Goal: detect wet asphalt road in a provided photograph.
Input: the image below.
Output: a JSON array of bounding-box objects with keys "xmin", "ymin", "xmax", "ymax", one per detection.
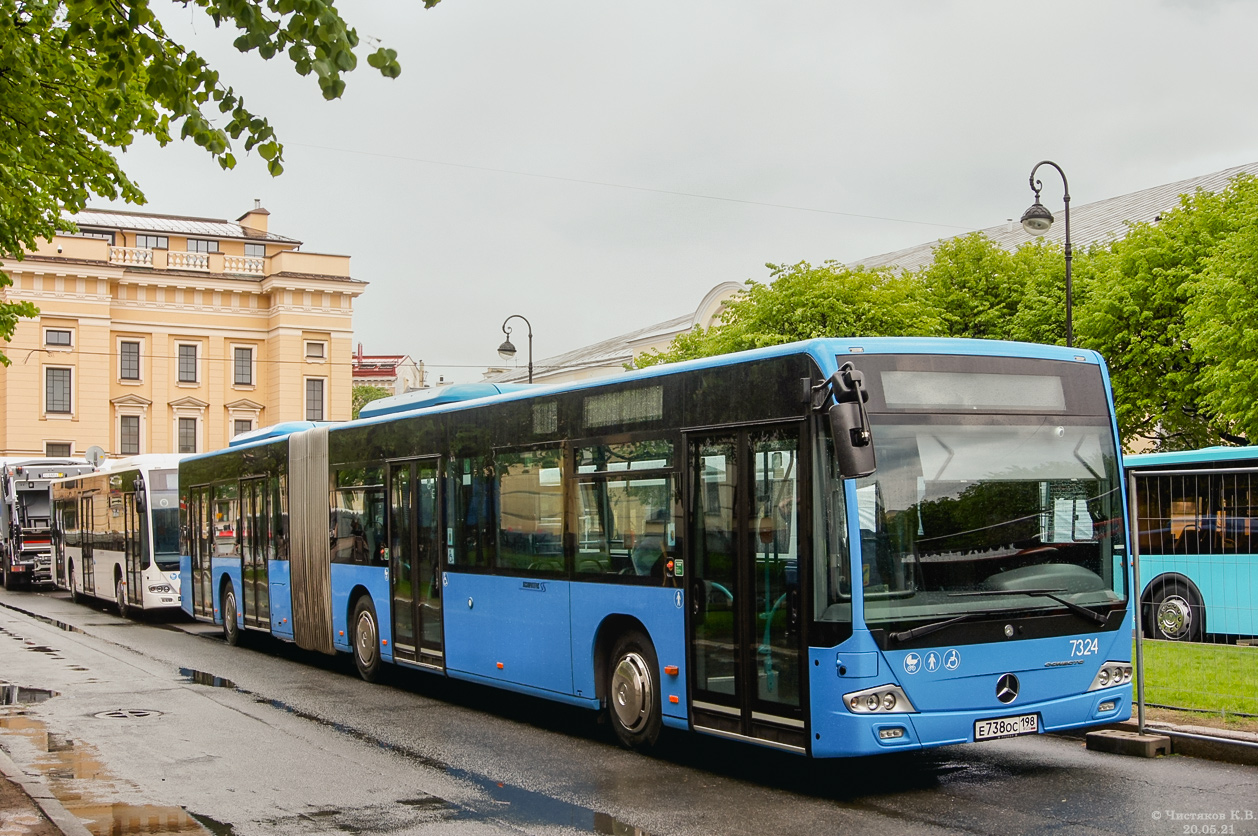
[{"xmin": 1, "ymin": 587, "xmax": 1256, "ymax": 836}]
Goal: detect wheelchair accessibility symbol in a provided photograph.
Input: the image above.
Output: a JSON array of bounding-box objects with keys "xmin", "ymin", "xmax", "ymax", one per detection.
[{"xmin": 943, "ymin": 648, "xmax": 961, "ymax": 671}]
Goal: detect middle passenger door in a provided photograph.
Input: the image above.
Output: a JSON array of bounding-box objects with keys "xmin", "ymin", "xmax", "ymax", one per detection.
[{"xmin": 388, "ymin": 458, "xmax": 444, "ymax": 667}]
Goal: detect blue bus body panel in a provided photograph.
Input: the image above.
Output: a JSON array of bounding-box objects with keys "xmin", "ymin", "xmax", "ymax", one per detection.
[
  {"xmin": 444, "ymin": 572, "xmax": 573, "ymax": 695},
  {"xmin": 1140, "ymin": 554, "xmax": 1256, "ymax": 635},
  {"xmin": 330, "ymin": 564, "xmax": 392, "ymax": 658},
  {"xmin": 1125, "ymin": 446, "xmax": 1258, "ymax": 468},
  {"xmin": 210, "ymin": 557, "xmax": 242, "ymax": 628},
  {"xmin": 808, "ymin": 620, "xmax": 1133, "ymax": 757},
  {"xmin": 179, "ymin": 554, "xmax": 193, "ymax": 616},
  {"xmin": 269, "ymin": 560, "xmax": 294, "ymax": 640},
  {"xmin": 569, "ymin": 583, "xmax": 688, "ymax": 721}
]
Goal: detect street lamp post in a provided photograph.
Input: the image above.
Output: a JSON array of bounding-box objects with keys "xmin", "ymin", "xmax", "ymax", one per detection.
[
  {"xmin": 1021, "ymin": 160, "xmax": 1073, "ymax": 347},
  {"xmin": 497, "ymin": 314, "xmax": 533, "ymax": 383}
]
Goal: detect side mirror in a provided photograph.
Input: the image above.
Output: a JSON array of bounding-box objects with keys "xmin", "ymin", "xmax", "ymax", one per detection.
[
  {"xmin": 824, "ymin": 364, "xmax": 876, "ymax": 479},
  {"xmin": 134, "ymin": 475, "xmax": 147, "ymax": 512}
]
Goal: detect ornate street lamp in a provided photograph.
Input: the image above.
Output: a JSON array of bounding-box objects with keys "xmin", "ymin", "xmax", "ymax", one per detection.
[
  {"xmin": 497, "ymin": 314, "xmax": 533, "ymax": 383},
  {"xmin": 1021, "ymin": 160, "xmax": 1073, "ymax": 347}
]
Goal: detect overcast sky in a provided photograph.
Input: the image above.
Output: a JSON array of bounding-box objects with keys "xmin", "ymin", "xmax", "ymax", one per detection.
[{"xmin": 97, "ymin": 0, "xmax": 1258, "ymax": 382}]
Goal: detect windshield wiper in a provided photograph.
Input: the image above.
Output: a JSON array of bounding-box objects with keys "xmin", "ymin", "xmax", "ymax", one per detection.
[
  {"xmin": 888, "ymin": 612, "xmax": 988, "ymax": 644},
  {"xmin": 951, "ymin": 588, "xmax": 1110, "ymax": 625}
]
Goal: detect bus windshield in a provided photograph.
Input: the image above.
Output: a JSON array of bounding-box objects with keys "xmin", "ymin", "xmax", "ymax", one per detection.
[{"xmin": 853, "ymin": 418, "xmax": 1126, "ymax": 630}]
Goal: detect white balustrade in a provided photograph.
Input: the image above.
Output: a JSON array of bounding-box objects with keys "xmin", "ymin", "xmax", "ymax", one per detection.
[
  {"xmin": 109, "ymin": 246, "xmax": 154, "ymax": 266},
  {"xmin": 224, "ymin": 255, "xmax": 265, "ymax": 275},
  {"xmin": 167, "ymin": 251, "xmax": 210, "ymax": 271}
]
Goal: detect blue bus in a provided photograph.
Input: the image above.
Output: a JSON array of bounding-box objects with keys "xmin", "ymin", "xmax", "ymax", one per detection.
[
  {"xmin": 1125, "ymin": 446, "xmax": 1258, "ymax": 642},
  {"xmin": 179, "ymin": 338, "xmax": 1133, "ymax": 757}
]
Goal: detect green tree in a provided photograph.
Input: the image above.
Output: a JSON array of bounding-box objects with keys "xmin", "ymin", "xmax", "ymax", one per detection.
[
  {"xmin": 352, "ymin": 384, "xmax": 392, "ymax": 419},
  {"xmin": 0, "ymin": 0, "xmax": 432, "ymax": 364},
  {"xmin": 1078, "ymin": 177, "xmax": 1253, "ymax": 450},
  {"xmin": 634, "ymin": 261, "xmax": 943, "ymax": 367},
  {"xmin": 914, "ymin": 232, "xmax": 1027, "ymax": 340},
  {"xmin": 1185, "ymin": 176, "xmax": 1258, "ymax": 443}
]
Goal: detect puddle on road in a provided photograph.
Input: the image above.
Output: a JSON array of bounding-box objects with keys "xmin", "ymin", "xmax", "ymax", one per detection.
[
  {"xmin": 0, "ymin": 703, "xmax": 211, "ymax": 835},
  {"xmin": 0, "ymin": 683, "xmax": 58, "ymax": 705},
  {"xmin": 179, "ymin": 668, "xmax": 236, "ymax": 689}
]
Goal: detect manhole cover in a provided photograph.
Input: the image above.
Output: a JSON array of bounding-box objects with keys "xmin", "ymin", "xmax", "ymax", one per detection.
[{"xmin": 93, "ymin": 709, "xmax": 161, "ymax": 720}]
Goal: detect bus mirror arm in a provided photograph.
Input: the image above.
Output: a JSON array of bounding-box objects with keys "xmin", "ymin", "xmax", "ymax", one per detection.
[{"xmin": 814, "ymin": 363, "xmax": 876, "ymax": 479}]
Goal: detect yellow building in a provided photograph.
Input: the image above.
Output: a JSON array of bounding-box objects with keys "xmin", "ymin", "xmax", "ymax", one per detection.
[{"xmin": 0, "ymin": 204, "xmax": 365, "ymax": 458}]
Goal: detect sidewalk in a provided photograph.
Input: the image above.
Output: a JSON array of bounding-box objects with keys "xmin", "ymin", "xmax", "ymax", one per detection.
[{"xmin": 0, "ymin": 745, "xmax": 92, "ymax": 836}]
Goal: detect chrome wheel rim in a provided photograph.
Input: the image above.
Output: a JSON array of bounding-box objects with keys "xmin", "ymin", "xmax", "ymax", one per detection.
[
  {"xmin": 224, "ymin": 590, "xmax": 237, "ymax": 638},
  {"xmin": 356, "ymin": 610, "xmax": 377, "ymax": 667},
  {"xmin": 611, "ymin": 651, "xmax": 652, "ymax": 733},
  {"xmin": 1156, "ymin": 595, "xmax": 1192, "ymax": 639}
]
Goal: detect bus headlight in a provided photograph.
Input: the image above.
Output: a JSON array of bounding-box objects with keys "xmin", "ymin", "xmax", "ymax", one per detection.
[
  {"xmin": 148, "ymin": 583, "xmax": 174, "ymax": 594},
  {"xmin": 844, "ymin": 684, "xmax": 916, "ymax": 714},
  {"xmin": 1088, "ymin": 661, "xmax": 1133, "ymax": 691}
]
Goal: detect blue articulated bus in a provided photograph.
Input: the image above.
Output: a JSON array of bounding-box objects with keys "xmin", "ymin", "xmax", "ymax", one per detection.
[
  {"xmin": 1125, "ymin": 446, "xmax": 1258, "ymax": 643},
  {"xmin": 179, "ymin": 337, "xmax": 1133, "ymax": 757}
]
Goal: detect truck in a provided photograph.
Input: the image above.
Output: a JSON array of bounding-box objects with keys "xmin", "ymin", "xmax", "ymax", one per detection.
[{"xmin": 1, "ymin": 458, "xmax": 96, "ymax": 590}]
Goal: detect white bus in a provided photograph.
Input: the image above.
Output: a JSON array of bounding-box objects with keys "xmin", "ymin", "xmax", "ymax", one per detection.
[{"xmin": 52, "ymin": 455, "xmax": 184, "ymax": 617}]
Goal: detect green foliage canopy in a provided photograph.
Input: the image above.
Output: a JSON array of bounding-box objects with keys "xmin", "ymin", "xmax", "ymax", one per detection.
[{"xmin": 0, "ymin": 0, "xmax": 436, "ymax": 364}]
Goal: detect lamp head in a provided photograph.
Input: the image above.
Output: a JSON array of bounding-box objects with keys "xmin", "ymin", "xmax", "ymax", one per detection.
[
  {"xmin": 497, "ymin": 338, "xmax": 517, "ymax": 361},
  {"xmin": 1021, "ymin": 199, "xmax": 1054, "ymax": 236}
]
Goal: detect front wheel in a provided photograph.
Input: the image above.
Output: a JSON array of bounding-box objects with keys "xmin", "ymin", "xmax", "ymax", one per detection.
[
  {"xmin": 1147, "ymin": 580, "xmax": 1205, "ymax": 642},
  {"xmin": 607, "ymin": 631, "xmax": 662, "ymax": 751},
  {"xmin": 222, "ymin": 582, "xmax": 241, "ymax": 646},
  {"xmin": 353, "ymin": 596, "xmax": 382, "ymax": 682},
  {"xmin": 115, "ymin": 576, "xmax": 130, "ymax": 619}
]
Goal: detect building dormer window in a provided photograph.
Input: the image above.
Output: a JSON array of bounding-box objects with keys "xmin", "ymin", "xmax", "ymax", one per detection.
[{"xmin": 244, "ymin": 242, "xmax": 266, "ymax": 258}]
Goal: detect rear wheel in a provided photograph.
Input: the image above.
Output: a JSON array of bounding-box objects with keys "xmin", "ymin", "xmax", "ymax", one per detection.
[
  {"xmin": 115, "ymin": 576, "xmax": 130, "ymax": 619},
  {"xmin": 1, "ymin": 564, "xmax": 12, "ymax": 591},
  {"xmin": 222, "ymin": 581, "xmax": 240, "ymax": 646},
  {"xmin": 607, "ymin": 631, "xmax": 662, "ymax": 751},
  {"xmin": 1147, "ymin": 580, "xmax": 1205, "ymax": 642},
  {"xmin": 353, "ymin": 596, "xmax": 382, "ymax": 682}
]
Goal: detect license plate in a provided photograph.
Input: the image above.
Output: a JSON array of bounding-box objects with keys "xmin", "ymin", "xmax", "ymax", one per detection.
[{"xmin": 974, "ymin": 713, "xmax": 1039, "ymax": 741}]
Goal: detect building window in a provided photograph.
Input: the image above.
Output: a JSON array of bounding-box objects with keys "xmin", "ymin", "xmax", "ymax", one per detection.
[
  {"xmin": 233, "ymin": 346, "xmax": 254, "ymax": 386},
  {"xmin": 233, "ymin": 419, "xmax": 253, "ymax": 437},
  {"xmin": 244, "ymin": 242, "xmax": 266, "ymax": 258},
  {"xmin": 178, "ymin": 344, "xmax": 198, "ymax": 383},
  {"xmin": 45, "ymin": 329, "xmax": 72, "ymax": 347},
  {"xmin": 46, "ymin": 368, "xmax": 72, "ymax": 414},
  {"xmin": 306, "ymin": 378, "xmax": 325, "ymax": 421},
  {"xmin": 187, "ymin": 239, "xmax": 219, "ymax": 253},
  {"xmin": 305, "ymin": 341, "xmax": 326, "ymax": 360},
  {"xmin": 45, "ymin": 442, "xmax": 72, "ymax": 457},
  {"xmin": 178, "ymin": 417, "xmax": 197, "ymax": 454},
  {"xmin": 120, "ymin": 415, "xmax": 140, "ymax": 455},
  {"xmin": 136, "ymin": 234, "xmax": 168, "ymax": 249},
  {"xmin": 120, "ymin": 341, "xmax": 141, "ymax": 380}
]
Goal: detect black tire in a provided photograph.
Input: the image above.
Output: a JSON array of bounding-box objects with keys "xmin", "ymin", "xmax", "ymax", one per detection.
[
  {"xmin": 1147, "ymin": 580, "xmax": 1205, "ymax": 642},
  {"xmin": 115, "ymin": 575, "xmax": 130, "ymax": 619},
  {"xmin": 222, "ymin": 581, "xmax": 241, "ymax": 646},
  {"xmin": 1, "ymin": 565, "xmax": 11, "ymax": 592},
  {"xmin": 352, "ymin": 596, "xmax": 382, "ymax": 682},
  {"xmin": 607, "ymin": 631, "xmax": 662, "ymax": 751}
]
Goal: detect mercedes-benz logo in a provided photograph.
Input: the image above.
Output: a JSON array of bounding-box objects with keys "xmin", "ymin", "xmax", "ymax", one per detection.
[{"xmin": 996, "ymin": 673, "xmax": 1020, "ymax": 704}]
